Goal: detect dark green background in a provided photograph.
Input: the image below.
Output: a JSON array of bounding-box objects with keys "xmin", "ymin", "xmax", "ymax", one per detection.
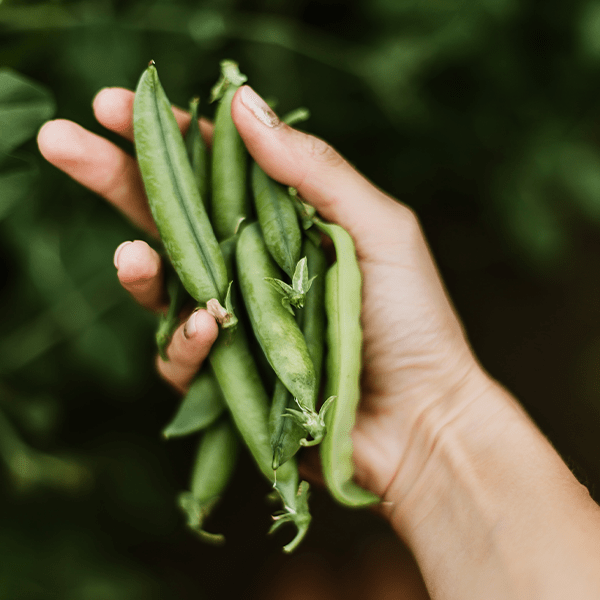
[{"xmin": 2, "ymin": 0, "xmax": 600, "ymax": 598}]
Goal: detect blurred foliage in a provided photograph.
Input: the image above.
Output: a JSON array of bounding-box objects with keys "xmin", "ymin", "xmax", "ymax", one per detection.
[{"xmin": 2, "ymin": 0, "xmax": 600, "ymax": 597}]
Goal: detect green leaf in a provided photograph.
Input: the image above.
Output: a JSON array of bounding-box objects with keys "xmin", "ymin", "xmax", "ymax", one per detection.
[
  {"xmin": 162, "ymin": 369, "xmax": 226, "ymax": 438},
  {"xmin": 0, "ymin": 68, "xmax": 55, "ymax": 156}
]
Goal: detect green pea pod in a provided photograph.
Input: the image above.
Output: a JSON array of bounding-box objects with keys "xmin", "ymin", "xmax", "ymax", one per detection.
[
  {"xmin": 296, "ymin": 237, "xmax": 327, "ymax": 385},
  {"xmin": 315, "ymin": 220, "xmax": 379, "ymax": 507},
  {"xmin": 270, "ymin": 238, "xmax": 328, "ymax": 469},
  {"xmin": 133, "ymin": 63, "xmax": 228, "ymax": 306},
  {"xmin": 162, "ymin": 367, "xmax": 226, "ymax": 438},
  {"xmin": 185, "ymin": 97, "xmax": 209, "ymax": 210},
  {"xmin": 237, "ymin": 223, "xmax": 330, "ymax": 445},
  {"xmin": 178, "ymin": 417, "xmax": 239, "ymax": 545},
  {"xmin": 209, "ymin": 323, "xmax": 311, "ymax": 552},
  {"xmin": 210, "ymin": 60, "xmax": 249, "ymax": 241},
  {"xmin": 251, "ymin": 162, "xmax": 302, "ymax": 278},
  {"xmin": 212, "ymin": 233, "xmax": 311, "ymax": 551}
]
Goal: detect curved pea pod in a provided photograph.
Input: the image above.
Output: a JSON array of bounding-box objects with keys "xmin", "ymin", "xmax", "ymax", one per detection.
[
  {"xmin": 185, "ymin": 97, "xmax": 209, "ymax": 210},
  {"xmin": 211, "ymin": 234, "xmax": 311, "ymax": 551},
  {"xmin": 208, "ymin": 325, "xmax": 311, "ymax": 552},
  {"xmin": 162, "ymin": 367, "xmax": 226, "ymax": 439},
  {"xmin": 251, "ymin": 162, "xmax": 302, "ymax": 278},
  {"xmin": 270, "ymin": 238, "xmax": 328, "ymax": 469},
  {"xmin": 210, "ymin": 60, "xmax": 249, "ymax": 241},
  {"xmin": 237, "ymin": 223, "xmax": 331, "ymax": 446},
  {"xmin": 133, "ymin": 63, "xmax": 229, "ymax": 309},
  {"xmin": 178, "ymin": 417, "xmax": 238, "ymax": 545},
  {"xmin": 315, "ymin": 220, "xmax": 379, "ymax": 508}
]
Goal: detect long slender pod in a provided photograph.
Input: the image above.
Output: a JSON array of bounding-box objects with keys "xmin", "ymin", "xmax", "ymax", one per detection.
[
  {"xmin": 210, "ymin": 233, "xmax": 311, "ymax": 550},
  {"xmin": 251, "ymin": 162, "xmax": 302, "ymax": 278},
  {"xmin": 315, "ymin": 220, "xmax": 379, "ymax": 507},
  {"xmin": 270, "ymin": 237, "xmax": 328, "ymax": 469},
  {"xmin": 210, "ymin": 61, "xmax": 249, "ymax": 241},
  {"xmin": 185, "ymin": 97, "xmax": 209, "ymax": 210},
  {"xmin": 296, "ymin": 237, "xmax": 327, "ymax": 385},
  {"xmin": 133, "ymin": 63, "xmax": 228, "ymax": 306},
  {"xmin": 237, "ymin": 223, "xmax": 331, "ymax": 445},
  {"xmin": 178, "ymin": 418, "xmax": 239, "ymax": 544}
]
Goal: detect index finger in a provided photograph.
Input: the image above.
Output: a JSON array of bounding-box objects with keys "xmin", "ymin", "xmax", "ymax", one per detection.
[{"xmin": 92, "ymin": 87, "xmax": 214, "ymax": 146}]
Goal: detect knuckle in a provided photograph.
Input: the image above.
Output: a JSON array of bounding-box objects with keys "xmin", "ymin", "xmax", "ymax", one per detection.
[
  {"xmin": 304, "ymin": 135, "xmax": 344, "ymax": 168},
  {"xmin": 393, "ymin": 201, "xmax": 421, "ymax": 240}
]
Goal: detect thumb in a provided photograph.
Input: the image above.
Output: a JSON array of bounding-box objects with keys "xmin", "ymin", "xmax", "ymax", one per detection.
[{"xmin": 231, "ymin": 85, "xmax": 408, "ymax": 245}]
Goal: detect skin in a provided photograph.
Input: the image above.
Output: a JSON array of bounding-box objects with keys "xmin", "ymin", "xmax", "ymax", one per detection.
[{"xmin": 37, "ymin": 85, "xmax": 600, "ymax": 600}]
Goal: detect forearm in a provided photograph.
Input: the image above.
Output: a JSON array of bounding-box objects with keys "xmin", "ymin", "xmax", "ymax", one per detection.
[{"xmin": 384, "ymin": 371, "xmax": 600, "ymax": 600}]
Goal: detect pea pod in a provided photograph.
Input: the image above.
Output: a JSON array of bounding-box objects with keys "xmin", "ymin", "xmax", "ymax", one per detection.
[
  {"xmin": 237, "ymin": 223, "xmax": 330, "ymax": 445},
  {"xmin": 178, "ymin": 417, "xmax": 239, "ymax": 544},
  {"xmin": 133, "ymin": 63, "xmax": 229, "ymax": 308},
  {"xmin": 251, "ymin": 162, "xmax": 302, "ymax": 278},
  {"xmin": 211, "ymin": 233, "xmax": 311, "ymax": 551},
  {"xmin": 270, "ymin": 238, "xmax": 328, "ymax": 469},
  {"xmin": 210, "ymin": 61, "xmax": 249, "ymax": 241},
  {"xmin": 185, "ymin": 97, "xmax": 209, "ymax": 209},
  {"xmin": 315, "ymin": 220, "xmax": 379, "ymax": 507},
  {"xmin": 162, "ymin": 367, "xmax": 226, "ymax": 439},
  {"xmin": 296, "ymin": 237, "xmax": 327, "ymax": 384}
]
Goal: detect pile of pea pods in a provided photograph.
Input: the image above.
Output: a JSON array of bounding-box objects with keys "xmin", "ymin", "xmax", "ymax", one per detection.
[{"xmin": 133, "ymin": 60, "xmax": 378, "ymax": 553}]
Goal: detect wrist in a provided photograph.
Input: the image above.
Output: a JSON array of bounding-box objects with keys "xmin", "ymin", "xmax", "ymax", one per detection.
[{"xmin": 382, "ymin": 369, "xmax": 600, "ymax": 599}]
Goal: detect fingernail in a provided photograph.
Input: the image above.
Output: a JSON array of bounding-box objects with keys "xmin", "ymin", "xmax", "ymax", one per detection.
[
  {"xmin": 240, "ymin": 86, "xmax": 280, "ymax": 128},
  {"xmin": 113, "ymin": 241, "xmax": 133, "ymax": 269},
  {"xmin": 183, "ymin": 310, "xmax": 199, "ymax": 339}
]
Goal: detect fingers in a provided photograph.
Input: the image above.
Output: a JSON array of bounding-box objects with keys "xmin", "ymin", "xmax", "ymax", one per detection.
[
  {"xmin": 37, "ymin": 119, "xmax": 158, "ymax": 235},
  {"xmin": 37, "ymin": 89, "xmax": 215, "ymax": 237},
  {"xmin": 157, "ymin": 310, "xmax": 219, "ymax": 393},
  {"xmin": 92, "ymin": 87, "xmax": 214, "ymax": 145},
  {"xmin": 113, "ymin": 240, "xmax": 167, "ymax": 312},
  {"xmin": 231, "ymin": 86, "xmax": 414, "ymax": 250},
  {"xmin": 113, "ymin": 239, "xmax": 218, "ymax": 392}
]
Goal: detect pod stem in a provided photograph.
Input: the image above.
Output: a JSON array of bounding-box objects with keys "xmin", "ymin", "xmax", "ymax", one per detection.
[
  {"xmin": 178, "ymin": 493, "xmax": 225, "ymax": 545},
  {"xmin": 264, "ymin": 256, "xmax": 316, "ymax": 315},
  {"xmin": 282, "ymin": 107, "xmax": 310, "ymax": 126},
  {"xmin": 210, "ymin": 60, "xmax": 248, "ymax": 103},
  {"xmin": 284, "ymin": 395, "xmax": 335, "ymax": 446},
  {"xmin": 206, "ymin": 281, "xmax": 238, "ymax": 330},
  {"xmin": 270, "ymin": 480, "xmax": 311, "ymax": 553}
]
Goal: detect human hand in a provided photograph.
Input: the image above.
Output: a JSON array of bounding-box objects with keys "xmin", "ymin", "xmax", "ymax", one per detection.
[{"xmin": 37, "ymin": 84, "xmax": 490, "ymax": 500}]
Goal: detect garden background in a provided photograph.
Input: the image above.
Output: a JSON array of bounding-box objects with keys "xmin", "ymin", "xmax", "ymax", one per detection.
[{"xmin": 2, "ymin": 0, "xmax": 600, "ymax": 597}]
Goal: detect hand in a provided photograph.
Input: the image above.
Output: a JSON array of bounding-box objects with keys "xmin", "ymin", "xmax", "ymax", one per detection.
[
  {"xmin": 39, "ymin": 83, "xmax": 600, "ymax": 600},
  {"xmin": 37, "ymin": 84, "xmax": 490, "ymax": 496}
]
